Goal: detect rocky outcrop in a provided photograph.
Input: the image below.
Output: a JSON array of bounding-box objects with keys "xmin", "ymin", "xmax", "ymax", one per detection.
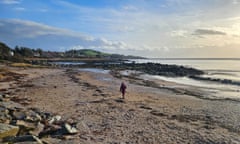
[
  {"xmin": 48, "ymin": 61, "xmax": 204, "ymax": 77},
  {"xmin": 99, "ymin": 63, "xmax": 204, "ymax": 77},
  {"xmin": 0, "ymin": 96, "xmax": 79, "ymax": 143}
]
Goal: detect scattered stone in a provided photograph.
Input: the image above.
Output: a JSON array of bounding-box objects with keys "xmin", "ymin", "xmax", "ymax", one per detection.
[
  {"xmin": 13, "ymin": 111, "xmax": 26, "ymax": 120},
  {"xmin": 62, "ymin": 135, "xmax": 76, "ymax": 140},
  {"xmin": 16, "ymin": 120, "xmax": 36, "ymax": 132},
  {"xmin": 25, "ymin": 110, "xmax": 42, "ymax": 122},
  {"xmin": 79, "ymin": 134, "xmax": 89, "ymax": 141},
  {"xmin": 3, "ymin": 135, "xmax": 43, "ymax": 144},
  {"xmin": 150, "ymin": 110, "xmax": 167, "ymax": 117},
  {"xmin": 0, "ymin": 95, "xmax": 3, "ymax": 101},
  {"xmin": 39, "ymin": 124, "xmax": 62, "ymax": 137},
  {"xmin": 0, "ymin": 101, "xmax": 24, "ymax": 110},
  {"xmin": 48, "ymin": 115, "xmax": 61, "ymax": 124},
  {"xmin": 41, "ymin": 137, "xmax": 62, "ymax": 144},
  {"xmin": 29, "ymin": 107, "xmax": 42, "ymax": 114},
  {"xmin": 3, "ymin": 94, "xmax": 11, "ymax": 98},
  {"xmin": 39, "ymin": 112, "xmax": 52, "ymax": 120},
  {"xmin": 139, "ymin": 105, "xmax": 152, "ymax": 110},
  {"xmin": 0, "ymin": 107, "xmax": 10, "ymax": 123},
  {"xmin": 66, "ymin": 118, "xmax": 76, "ymax": 125},
  {"xmin": 0, "ymin": 123, "xmax": 19, "ymax": 139},
  {"xmin": 29, "ymin": 122, "xmax": 44, "ymax": 136},
  {"xmin": 64, "ymin": 123, "xmax": 78, "ymax": 134},
  {"xmin": 115, "ymin": 99, "xmax": 125, "ymax": 103}
]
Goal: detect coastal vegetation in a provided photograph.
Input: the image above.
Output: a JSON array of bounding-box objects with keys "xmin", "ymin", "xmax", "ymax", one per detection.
[{"xmin": 0, "ymin": 41, "xmax": 143, "ymax": 63}]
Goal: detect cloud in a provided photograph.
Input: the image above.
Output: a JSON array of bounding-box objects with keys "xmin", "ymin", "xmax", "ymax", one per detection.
[
  {"xmin": 38, "ymin": 8, "xmax": 48, "ymax": 12},
  {"xmin": 1, "ymin": 0, "xmax": 20, "ymax": 4},
  {"xmin": 71, "ymin": 38, "xmax": 130, "ymax": 51},
  {"xmin": 232, "ymin": 0, "xmax": 240, "ymax": 4},
  {"xmin": 13, "ymin": 7, "xmax": 25, "ymax": 11},
  {"xmin": 193, "ymin": 29, "xmax": 226, "ymax": 36},
  {"xmin": 122, "ymin": 5, "xmax": 138, "ymax": 11},
  {"xmin": 170, "ymin": 30, "xmax": 188, "ymax": 37},
  {"xmin": 0, "ymin": 19, "xmax": 91, "ymax": 39},
  {"xmin": 0, "ymin": 19, "xmax": 135, "ymax": 52}
]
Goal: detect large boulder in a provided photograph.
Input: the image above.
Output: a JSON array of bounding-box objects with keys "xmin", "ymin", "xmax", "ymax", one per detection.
[{"xmin": 0, "ymin": 123, "xmax": 19, "ymax": 139}]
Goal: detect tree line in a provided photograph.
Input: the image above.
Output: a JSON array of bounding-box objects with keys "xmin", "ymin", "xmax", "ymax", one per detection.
[{"xmin": 0, "ymin": 41, "xmax": 64, "ymax": 62}]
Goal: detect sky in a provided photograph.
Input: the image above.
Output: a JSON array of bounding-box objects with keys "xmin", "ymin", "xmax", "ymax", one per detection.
[{"xmin": 1, "ymin": 0, "xmax": 240, "ymax": 58}]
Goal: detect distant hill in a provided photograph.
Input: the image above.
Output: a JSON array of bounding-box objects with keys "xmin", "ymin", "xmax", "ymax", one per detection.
[
  {"xmin": 64, "ymin": 49, "xmax": 144, "ymax": 59},
  {"xmin": 65, "ymin": 49, "xmax": 109, "ymax": 58},
  {"xmin": 0, "ymin": 41, "xmax": 145, "ymax": 61},
  {"xmin": 108, "ymin": 54, "xmax": 144, "ymax": 59}
]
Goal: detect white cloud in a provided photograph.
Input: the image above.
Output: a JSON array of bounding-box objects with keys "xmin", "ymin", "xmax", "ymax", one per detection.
[
  {"xmin": 0, "ymin": 19, "xmax": 138, "ymax": 53},
  {"xmin": 232, "ymin": 0, "xmax": 240, "ymax": 4},
  {"xmin": 1, "ymin": 0, "xmax": 20, "ymax": 4},
  {"xmin": 170, "ymin": 30, "xmax": 189, "ymax": 37},
  {"xmin": 122, "ymin": 5, "xmax": 138, "ymax": 11},
  {"xmin": 70, "ymin": 45, "xmax": 84, "ymax": 50},
  {"xmin": 13, "ymin": 7, "xmax": 25, "ymax": 11},
  {"xmin": 0, "ymin": 19, "xmax": 91, "ymax": 39}
]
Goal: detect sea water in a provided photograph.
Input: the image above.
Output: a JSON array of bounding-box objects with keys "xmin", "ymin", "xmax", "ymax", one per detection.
[{"xmin": 130, "ymin": 59, "xmax": 240, "ymax": 100}]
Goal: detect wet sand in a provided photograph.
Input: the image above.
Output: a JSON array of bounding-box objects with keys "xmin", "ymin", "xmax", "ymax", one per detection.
[{"xmin": 1, "ymin": 66, "xmax": 240, "ymax": 143}]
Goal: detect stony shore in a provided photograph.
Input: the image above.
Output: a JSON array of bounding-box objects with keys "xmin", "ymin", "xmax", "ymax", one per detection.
[{"xmin": 0, "ymin": 65, "xmax": 240, "ymax": 143}]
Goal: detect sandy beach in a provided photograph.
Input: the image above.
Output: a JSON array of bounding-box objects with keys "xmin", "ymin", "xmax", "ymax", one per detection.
[{"xmin": 1, "ymin": 65, "xmax": 240, "ymax": 143}]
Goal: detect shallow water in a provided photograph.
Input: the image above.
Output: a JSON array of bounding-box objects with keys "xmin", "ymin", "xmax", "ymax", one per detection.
[
  {"xmin": 79, "ymin": 68, "xmax": 110, "ymax": 74},
  {"xmin": 51, "ymin": 61, "xmax": 85, "ymax": 65},
  {"xmin": 129, "ymin": 59, "xmax": 240, "ymax": 100},
  {"xmin": 79, "ymin": 68, "xmax": 112, "ymax": 82}
]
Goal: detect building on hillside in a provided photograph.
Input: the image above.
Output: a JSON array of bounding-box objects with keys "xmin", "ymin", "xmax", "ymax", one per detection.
[{"xmin": 9, "ymin": 51, "xmax": 14, "ymax": 56}]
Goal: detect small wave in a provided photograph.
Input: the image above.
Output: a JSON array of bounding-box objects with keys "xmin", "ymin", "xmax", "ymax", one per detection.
[{"xmin": 190, "ymin": 75, "xmax": 240, "ymax": 86}]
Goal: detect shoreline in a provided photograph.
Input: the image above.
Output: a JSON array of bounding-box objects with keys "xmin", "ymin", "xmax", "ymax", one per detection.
[
  {"xmin": 45, "ymin": 60, "xmax": 240, "ymax": 87},
  {"xmin": 0, "ymin": 65, "xmax": 240, "ymax": 143}
]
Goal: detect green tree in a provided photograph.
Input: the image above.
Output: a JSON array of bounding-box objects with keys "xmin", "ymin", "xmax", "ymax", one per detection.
[{"xmin": 0, "ymin": 42, "xmax": 11, "ymax": 59}]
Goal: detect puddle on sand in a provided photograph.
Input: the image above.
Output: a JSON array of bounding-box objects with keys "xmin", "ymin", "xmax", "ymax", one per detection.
[
  {"xmin": 79, "ymin": 68, "xmax": 110, "ymax": 74},
  {"xmin": 79, "ymin": 68, "xmax": 112, "ymax": 81}
]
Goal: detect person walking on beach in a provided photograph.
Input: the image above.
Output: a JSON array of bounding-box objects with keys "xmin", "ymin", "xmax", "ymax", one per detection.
[{"xmin": 120, "ymin": 82, "xmax": 127, "ymax": 99}]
